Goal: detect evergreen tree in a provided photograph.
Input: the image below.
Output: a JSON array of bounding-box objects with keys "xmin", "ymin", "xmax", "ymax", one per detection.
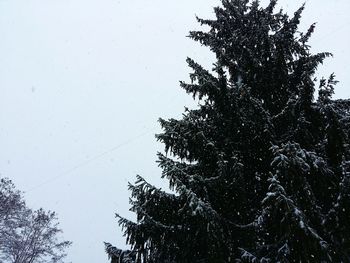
[{"xmin": 106, "ymin": 0, "xmax": 350, "ymax": 262}]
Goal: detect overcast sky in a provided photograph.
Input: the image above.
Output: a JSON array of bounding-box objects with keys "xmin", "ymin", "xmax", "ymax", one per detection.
[{"xmin": 0, "ymin": 0, "xmax": 349, "ymax": 262}]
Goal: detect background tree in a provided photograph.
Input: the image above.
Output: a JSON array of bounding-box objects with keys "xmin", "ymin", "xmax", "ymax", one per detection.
[
  {"xmin": 107, "ymin": 0, "xmax": 350, "ymax": 262},
  {"xmin": 0, "ymin": 178, "xmax": 71, "ymax": 263}
]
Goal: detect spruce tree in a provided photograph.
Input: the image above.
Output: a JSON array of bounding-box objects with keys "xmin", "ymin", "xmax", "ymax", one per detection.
[{"xmin": 106, "ymin": 0, "xmax": 350, "ymax": 262}]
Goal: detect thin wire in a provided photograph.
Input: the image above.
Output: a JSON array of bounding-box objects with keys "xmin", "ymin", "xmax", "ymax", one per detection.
[
  {"xmin": 26, "ymin": 129, "xmax": 154, "ymax": 192},
  {"xmin": 25, "ymin": 90, "xmax": 181, "ymax": 193}
]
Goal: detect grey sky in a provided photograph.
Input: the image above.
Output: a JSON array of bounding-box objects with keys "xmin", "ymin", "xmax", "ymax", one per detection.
[{"xmin": 0, "ymin": 0, "xmax": 349, "ymax": 262}]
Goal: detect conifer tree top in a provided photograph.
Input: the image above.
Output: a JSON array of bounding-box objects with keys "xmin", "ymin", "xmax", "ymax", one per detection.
[{"xmin": 106, "ymin": 1, "xmax": 350, "ymax": 262}]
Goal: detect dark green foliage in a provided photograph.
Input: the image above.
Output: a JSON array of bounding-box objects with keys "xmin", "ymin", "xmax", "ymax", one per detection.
[
  {"xmin": 105, "ymin": 242, "xmax": 136, "ymax": 263},
  {"xmin": 106, "ymin": 0, "xmax": 350, "ymax": 262}
]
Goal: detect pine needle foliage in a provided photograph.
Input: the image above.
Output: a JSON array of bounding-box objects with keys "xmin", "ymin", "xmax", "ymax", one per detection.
[{"xmin": 106, "ymin": 0, "xmax": 350, "ymax": 262}]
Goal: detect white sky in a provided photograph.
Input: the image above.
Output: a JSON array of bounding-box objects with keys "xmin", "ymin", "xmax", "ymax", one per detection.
[{"xmin": 0, "ymin": 0, "xmax": 349, "ymax": 262}]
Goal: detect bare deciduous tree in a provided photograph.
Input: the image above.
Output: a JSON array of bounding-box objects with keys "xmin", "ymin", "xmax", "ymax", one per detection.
[{"xmin": 0, "ymin": 178, "xmax": 71, "ymax": 263}]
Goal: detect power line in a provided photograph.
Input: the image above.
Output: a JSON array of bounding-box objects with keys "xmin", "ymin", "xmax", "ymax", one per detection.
[
  {"xmin": 25, "ymin": 89, "xmax": 183, "ymax": 193},
  {"xmin": 26, "ymin": 129, "xmax": 154, "ymax": 193}
]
